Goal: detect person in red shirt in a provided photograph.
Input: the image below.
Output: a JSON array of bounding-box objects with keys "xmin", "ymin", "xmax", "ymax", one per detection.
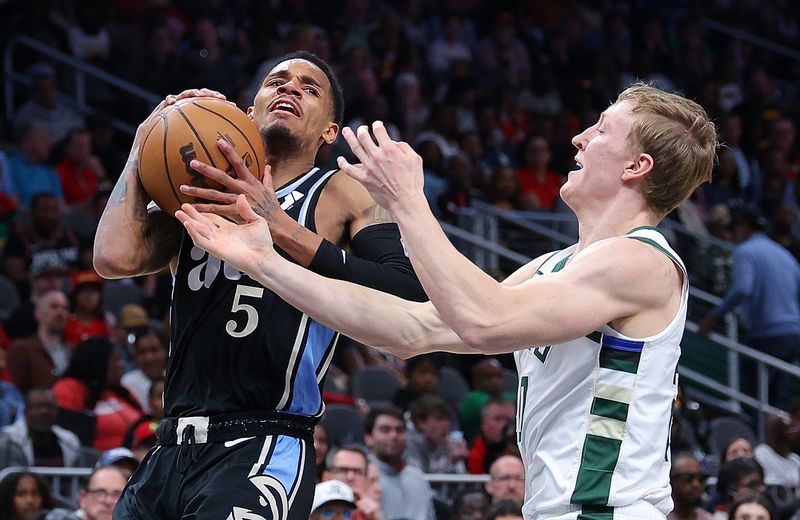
[
  {"xmin": 64, "ymin": 270, "xmax": 110, "ymax": 347},
  {"xmin": 52, "ymin": 337, "xmax": 143, "ymax": 450},
  {"xmin": 515, "ymin": 135, "xmax": 564, "ymax": 211},
  {"xmin": 53, "ymin": 128, "xmax": 106, "ymax": 207}
]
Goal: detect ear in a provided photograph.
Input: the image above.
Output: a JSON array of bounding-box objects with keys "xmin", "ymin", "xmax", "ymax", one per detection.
[
  {"xmin": 622, "ymin": 152, "xmax": 654, "ymax": 182},
  {"xmin": 247, "ymin": 106, "xmax": 254, "ymax": 120},
  {"xmin": 364, "ymin": 432, "xmax": 373, "ymax": 448},
  {"xmin": 322, "ymin": 122, "xmax": 339, "ymax": 145}
]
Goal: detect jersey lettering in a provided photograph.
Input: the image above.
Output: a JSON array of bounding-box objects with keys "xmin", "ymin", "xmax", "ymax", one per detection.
[
  {"xmin": 533, "ymin": 346, "xmax": 551, "ymax": 363},
  {"xmin": 188, "ymin": 246, "xmax": 243, "ymax": 291}
]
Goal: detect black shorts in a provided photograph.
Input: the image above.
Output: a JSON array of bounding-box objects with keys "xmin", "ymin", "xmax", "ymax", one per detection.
[{"xmin": 114, "ymin": 416, "xmax": 316, "ymax": 520}]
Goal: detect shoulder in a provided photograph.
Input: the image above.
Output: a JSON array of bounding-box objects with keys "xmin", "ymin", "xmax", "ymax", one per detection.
[
  {"xmin": 53, "ymin": 378, "xmax": 88, "ymax": 395},
  {"xmin": 321, "ymin": 169, "xmax": 374, "ymax": 208}
]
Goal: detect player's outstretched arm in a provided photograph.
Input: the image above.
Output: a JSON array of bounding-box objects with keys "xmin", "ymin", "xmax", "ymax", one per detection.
[
  {"xmin": 94, "ymin": 89, "xmax": 224, "ymax": 278},
  {"xmin": 175, "ymin": 196, "xmax": 472, "ymax": 358},
  {"xmin": 337, "ymin": 122, "xmax": 679, "ymax": 352}
]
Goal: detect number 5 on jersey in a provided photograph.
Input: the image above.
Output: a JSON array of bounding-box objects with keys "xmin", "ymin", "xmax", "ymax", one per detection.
[{"xmin": 226, "ymin": 285, "xmax": 265, "ymax": 338}]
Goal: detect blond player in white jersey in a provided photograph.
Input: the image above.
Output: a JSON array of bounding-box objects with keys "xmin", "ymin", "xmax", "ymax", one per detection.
[{"xmin": 175, "ymin": 83, "xmax": 717, "ymax": 520}]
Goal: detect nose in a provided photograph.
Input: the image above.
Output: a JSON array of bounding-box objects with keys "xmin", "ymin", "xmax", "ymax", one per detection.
[
  {"xmin": 277, "ymin": 78, "xmax": 302, "ymax": 97},
  {"xmin": 571, "ymin": 130, "xmax": 586, "ymax": 150}
]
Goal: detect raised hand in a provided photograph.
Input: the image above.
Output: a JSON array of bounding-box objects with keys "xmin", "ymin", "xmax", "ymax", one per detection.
[
  {"xmin": 180, "ymin": 139, "xmax": 284, "ymax": 226},
  {"xmin": 175, "ymin": 195, "xmax": 277, "ymax": 275},
  {"xmin": 336, "ymin": 121, "xmax": 425, "ymax": 211}
]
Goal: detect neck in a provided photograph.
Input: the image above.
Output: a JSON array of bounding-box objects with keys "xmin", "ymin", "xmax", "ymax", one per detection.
[
  {"xmin": 38, "ymin": 327, "xmax": 62, "ymax": 347},
  {"xmin": 572, "ymin": 198, "xmax": 659, "ymax": 254},
  {"xmin": 264, "ymin": 135, "xmax": 320, "ymax": 188},
  {"xmin": 672, "ymin": 501, "xmax": 695, "ymax": 519}
]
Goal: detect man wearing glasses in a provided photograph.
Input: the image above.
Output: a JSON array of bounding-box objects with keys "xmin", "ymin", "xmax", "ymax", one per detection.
[
  {"xmin": 667, "ymin": 453, "xmax": 713, "ymax": 520},
  {"xmin": 323, "ymin": 445, "xmax": 383, "ymax": 520},
  {"xmin": 79, "ymin": 467, "xmax": 128, "ymax": 520},
  {"xmin": 485, "ymin": 455, "xmax": 525, "ymax": 505}
]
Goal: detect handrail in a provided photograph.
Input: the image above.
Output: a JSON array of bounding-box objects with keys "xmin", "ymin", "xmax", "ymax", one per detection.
[
  {"xmin": 4, "ymin": 35, "xmax": 162, "ymax": 136},
  {"xmin": 440, "ymin": 221, "xmax": 533, "ymax": 265},
  {"xmin": 702, "ymin": 17, "xmax": 800, "ymax": 63}
]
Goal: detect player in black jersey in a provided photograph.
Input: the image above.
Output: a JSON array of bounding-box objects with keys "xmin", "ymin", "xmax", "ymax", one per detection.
[{"xmin": 94, "ymin": 51, "xmax": 425, "ymax": 520}]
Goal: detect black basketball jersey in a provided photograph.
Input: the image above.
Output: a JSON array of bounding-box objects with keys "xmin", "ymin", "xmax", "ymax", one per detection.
[{"xmin": 166, "ymin": 167, "xmax": 340, "ymax": 418}]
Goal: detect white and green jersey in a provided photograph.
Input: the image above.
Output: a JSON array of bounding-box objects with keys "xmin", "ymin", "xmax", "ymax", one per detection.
[{"xmin": 514, "ymin": 227, "xmax": 687, "ymax": 520}]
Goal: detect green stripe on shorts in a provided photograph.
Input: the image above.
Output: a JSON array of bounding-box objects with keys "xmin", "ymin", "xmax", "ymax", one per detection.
[
  {"xmin": 590, "ymin": 397, "xmax": 630, "ymax": 422},
  {"xmin": 578, "ymin": 504, "xmax": 614, "ymax": 519},
  {"xmin": 571, "ymin": 434, "xmax": 623, "ymax": 505}
]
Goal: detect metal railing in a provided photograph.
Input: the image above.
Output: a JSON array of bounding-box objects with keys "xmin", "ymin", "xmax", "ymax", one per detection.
[
  {"xmin": 4, "ymin": 35, "xmax": 161, "ymax": 136},
  {"xmin": 448, "ymin": 203, "xmax": 798, "ymax": 438},
  {"xmin": 0, "ymin": 466, "xmax": 92, "ymax": 508}
]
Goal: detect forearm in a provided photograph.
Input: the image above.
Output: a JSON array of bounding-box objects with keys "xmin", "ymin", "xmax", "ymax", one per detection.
[
  {"xmin": 309, "ymin": 224, "xmax": 427, "ymax": 302},
  {"xmin": 270, "ymin": 216, "xmax": 323, "ymax": 267},
  {"xmin": 391, "ymin": 197, "xmax": 507, "ymax": 347},
  {"xmin": 252, "ymin": 251, "xmax": 472, "ymax": 357},
  {"xmin": 94, "ymin": 156, "xmax": 180, "ymax": 278}
]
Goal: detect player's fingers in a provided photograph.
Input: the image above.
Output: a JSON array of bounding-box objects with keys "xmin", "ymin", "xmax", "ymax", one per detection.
[
  {"xmin": 191, "ymin": 203, "xmax": 244, "ymax": 223},
  {"xmin": 396, "ymin": 141, "xmax": 415, "ymax": 155},
  {"xmin": 197, "ymin": 88, "xmax": 226, "ymax": 100},
  {"xmin": 337, "ymin": 156, "xmax": 368, "ymax": 184},
  {"xmin": 217, "ymin": 139, "xmax": 257, "ymax": 183},
  {"xmin": 189, "ymin": 159, "xmax": 238, "ymax": 189},
  {"xmin": 179, "ymin": 185, "xmax": 238, "ymax": 204},
  {"xmin": 179, "ymin": 202, "xmax": 214, "ymax": 226},
  {"xmin": 371, "ymin": 121, "xmax": 394, "ymax": 149},
  {"xmin": 261, "ymin": 165, "xmax": 274, "ymax": 191},
  {"xmin": 342, "ymin": 127, "xmax": 371, "ymax": 165},
  {"xmin": 236, "ymin": 194, "xmax": 262, "ymax": 223},
  {"xmin": 355, "ymin": 124, "xmax": 380, "ymax": 157}
]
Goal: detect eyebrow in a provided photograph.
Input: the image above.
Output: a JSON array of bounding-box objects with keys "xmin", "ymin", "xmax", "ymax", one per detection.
[{"xmin": 265, "ymin": 70, "xmax": 324, "ymax": 90}]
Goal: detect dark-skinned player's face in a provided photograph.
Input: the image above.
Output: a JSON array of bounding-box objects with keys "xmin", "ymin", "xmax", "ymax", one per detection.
[{"xmin": 249, "ymin": 59, "xmax": 338, "ymax": 149}]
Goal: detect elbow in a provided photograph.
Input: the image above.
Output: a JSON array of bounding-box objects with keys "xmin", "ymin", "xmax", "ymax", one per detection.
[
  {"xmin": 460, "ymin": 326, "xmax": 493, "ymax": 354},
  {"xmin": 93, "ymin": 245, "xmax": 137, "ymax": 279}
]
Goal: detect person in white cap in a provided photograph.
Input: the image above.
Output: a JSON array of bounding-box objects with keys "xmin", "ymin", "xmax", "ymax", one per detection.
[{"xmin": 310, "ymin": 480, "xmax": 357, "ymax": 520}]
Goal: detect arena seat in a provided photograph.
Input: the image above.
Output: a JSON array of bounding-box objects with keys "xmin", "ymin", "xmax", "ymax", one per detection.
[
  {"xmin": 321, "ymin": 404, "xmax": 364, "ymax": 447},
  {"xmin": 436, "ymin": 367, "xmax": 470, "ymax": 409},
  {"xmin": 351, "ymin": 366, "xmax": 401, "ymax": 408},
  {"xmin": 707, "ymin": 415, "xmax": 757, "ymax": 455}
]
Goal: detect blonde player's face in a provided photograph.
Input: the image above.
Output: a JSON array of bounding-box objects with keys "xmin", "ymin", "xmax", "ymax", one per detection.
[
  {"xmin": 250, "ymin": 59, "xmax": 338, "ymax": 148},
  {"xmin": 562, "ymin": 100, "xmax": 637, "ymax": 208}
]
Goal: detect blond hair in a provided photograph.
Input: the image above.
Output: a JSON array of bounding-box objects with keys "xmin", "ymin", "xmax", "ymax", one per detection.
[{"xmin": 616, "ymin": 83, "xmax": 717, "ymax": 217}]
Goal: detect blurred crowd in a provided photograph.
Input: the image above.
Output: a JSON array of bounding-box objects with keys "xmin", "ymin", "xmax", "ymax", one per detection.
[{"xmin": 0, "ymin": 0, "xmax": 799, "ymax": 519}]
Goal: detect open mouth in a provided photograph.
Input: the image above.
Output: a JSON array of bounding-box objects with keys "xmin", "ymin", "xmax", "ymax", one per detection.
[{"xmin": 269, "ymin": 99, "xmax": 300, "ymax": 116}]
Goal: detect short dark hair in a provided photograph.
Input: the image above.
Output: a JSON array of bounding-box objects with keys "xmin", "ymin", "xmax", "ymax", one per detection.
[
  {"xmin": 30, "ymin": 192, "xmax": 58, "ymax": 209},
  {"xmin": 364, "ymin": 404, "xmax": 404, "ymax": 435},
  {"xmin": 717, "ymin": 457, "xmax": 764, "ymax": 502},
  {"xmin": 326, "ymin": 443, "xmax": 369, "ymax": 470},
  {"xmin": 272, "ymin": 50, "xmax": 344, "ymax": 128},
  {"xmin": 487, "ymin": 499, "xmax": 523, "ymax": 520},
  {"xmin": 409, "ymin": 394, "xmax": 451, "ymax": 425},
  {"xmin": 405, "ymin": 353, "xmax": 443, "ymax": 375}
]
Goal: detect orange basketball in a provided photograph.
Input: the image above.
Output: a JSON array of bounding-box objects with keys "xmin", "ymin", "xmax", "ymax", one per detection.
[{"xmin": 137, "ymin": 97, "xmax": 266, "ymax": 216}]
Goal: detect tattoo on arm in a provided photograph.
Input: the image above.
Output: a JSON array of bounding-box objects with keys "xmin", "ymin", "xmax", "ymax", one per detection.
[{"xmin": 361, "ymin": 204, "xmax": 395, "ymax": 226}]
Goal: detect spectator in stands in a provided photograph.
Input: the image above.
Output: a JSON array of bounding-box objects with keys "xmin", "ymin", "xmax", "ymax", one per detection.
[
  {"xmin": 405, "ymin": 394, "xmax": 467, "ymax": 474},
  {"xmin": 728, "ymin": 493, "xmax": 773, "ymax": 520},
  {"xmin": 2, "ymin": 193, "xmax": 82, "ymax": 292},
  {"xmin": 719, "ymin": 113, "xmax": 761, "ymax": 206},
  {"xmin": 723, "ymin": 437, "xmax": 755, "ymax": 464},
  {"xmin": 85, "ymin": 114, "xmax": 125, "ymax": 184},
  {"xmin": 476, "ymin": 11, "xmax": 531, "ymax": 91},
  {"xmin": 486, "ymin": 164, "xmax": 524, "ymax": 212},
  {"xmin": 699, "ymin": 207, "xmax": 800, "ymax": 405},
  {"xmin": 314, "ymin": 423, "xmax": 329, "ymax": 481},
  {"xmin": 667, "ymin": 452, "xmax": 713, "ymax": 520},
  {"xmin": 754, "ymin": 415, "xmax": 800, "ymax": 492},
  {"xmin": 64, "ymin": 271, "xmax": 109, "ymax": 348},
  {"xmin": 119, "ymin": 328, "xmax": 166, "ymax": 414},
  {"xmin": 95, "ymin": 447, "xmax": 139, "ymax": 479},
  {"xmin": 0, "ymin": 151, "xmax": 17, "ymax": 203},
  {"xmin": 467, "ymin": 397, "xmax": 516, "ymax": 474},
  {"xmin": 51, "ymin": 337, "xmax": 143, "ymax": 451},
  {"xmin": 714, "ymin": 458, "xmax": 767, "ymax": 519},
  {"xmin": 0, "ymin": 471, "xmax": 54, "ymax": 520},
  {"xmin": 6, "ymin": 126, "xmax": 61, "ymax": 210},
  {"xmin": 703, "ymin": 148, "xmax": 743, "ymax": 211},
  {"xmin": 364, "ymin": 405, "xmax": 435, "ymax": 520},
  {"xmin": 459, "ymin": 358, "xmax": 511, "ymax": 443},
  {"xmin": 391, "ymin": 354, "xmax": 441, "ymax": 412},
  {"xmin": 123, "ymin": 377, "xmax": 163, "ymax": 459},
  {"xmin": 76, "ymin": 466, "xmax": 127, "ymax": 520},
  {"xmin": 7, "ymin": 290, "xmax": 70, "ymax": 394},
  {"xmin": 0, "ymin": 379, "xmax": 23, "ymax": 429},
  {"xmin": 486, "ymin": 499, "xmax": 524, "ymax": 520},
  {"xmin": 323, "ymin": 444, "xmax": 383, "ymax": 520},
  {"xmin": 450, "ymin": 488, "xmax": 490, "ymax": 520},
  {"xmin": 310, "ymin": 480, "xmax": 357, "ymax": 520},
  {"xmin": 516, "ymin": 136, "xmax": 564, "ymax": 211},
  {"xmin": 12, "ymin": 64, "xmax": 83, "ymax": 145},
  {"xmin": 3, "ymin": 256, "xmax": 69, "ymax": 340},
  {"xmin": 485, "ymin": 455, "xmax": 525, "ymax": 504},
  {"xmin": 427, "ymin": 16, "xmax": 472, "ymax": 79},
  {"xmin": 52, "ymin": 128, "xmax": 106, "ymax": 207},
  {"xmin": 0, "ymin": 388, "xmax": 92, "ymax": 469}
]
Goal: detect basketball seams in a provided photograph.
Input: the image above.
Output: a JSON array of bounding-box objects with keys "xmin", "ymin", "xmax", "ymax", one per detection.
[
  {"xmin": 162, "ymin": 114, "xmax": 183, "ymax": 213},
  {"xmin": 192, "ymin": 101, "xmax": 264, "ymax": 179},
  {"xmin": 174, "ymin": 106, "xmax": 219, "ymax": 169}
]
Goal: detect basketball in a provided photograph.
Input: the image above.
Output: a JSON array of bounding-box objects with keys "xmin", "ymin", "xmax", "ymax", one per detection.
[{"xmin": 137, "ymin": 97, "xmax": 266, "ymax": 216}]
